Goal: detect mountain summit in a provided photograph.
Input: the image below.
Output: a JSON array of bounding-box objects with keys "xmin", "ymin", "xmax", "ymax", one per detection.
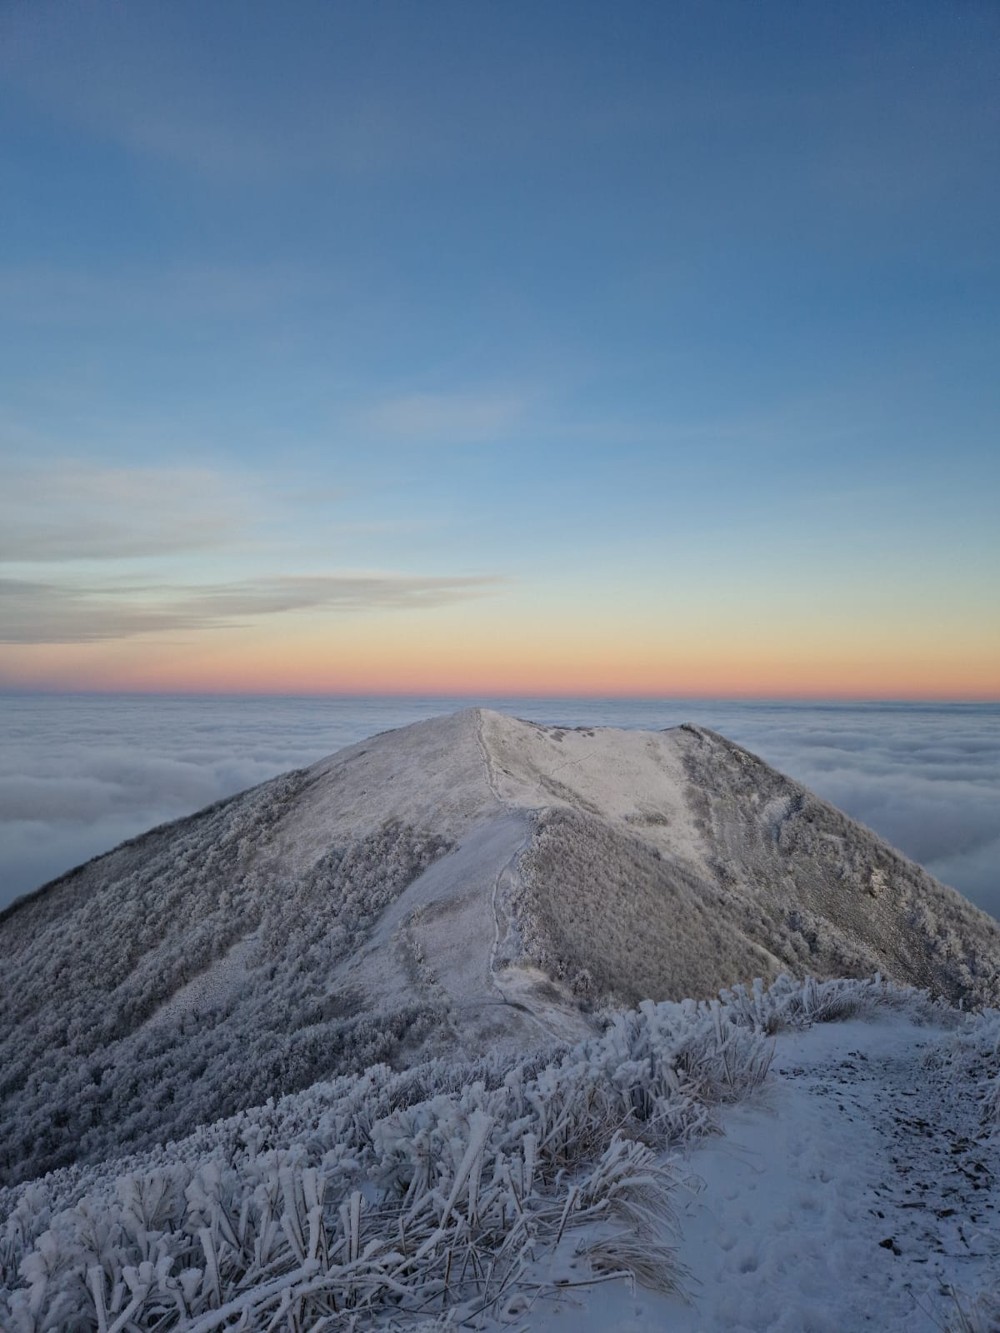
[{"xmin": 2, "ymin": 708, "xmax": 997, "ymax": 1184}]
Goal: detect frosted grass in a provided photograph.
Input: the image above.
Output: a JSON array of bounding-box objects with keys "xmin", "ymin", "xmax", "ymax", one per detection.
[{"xmin": 0, "ymin": 975, "xmax": 936, "ymax": 1332}]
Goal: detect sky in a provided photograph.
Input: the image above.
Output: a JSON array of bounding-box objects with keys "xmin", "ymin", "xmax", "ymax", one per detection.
[{"xmin": 1, "ymin": 0, "xmax": 998, "ymax": 698}]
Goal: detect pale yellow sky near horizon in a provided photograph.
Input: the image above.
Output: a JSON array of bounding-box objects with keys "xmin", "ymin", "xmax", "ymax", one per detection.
[{"xmin": 4, "ymin": 601, "xmax": 998, "ymax": 699}]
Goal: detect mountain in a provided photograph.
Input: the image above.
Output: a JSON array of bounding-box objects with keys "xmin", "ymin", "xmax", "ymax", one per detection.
[{"xmin": 1, "ymin": 708, "xmax": 998, "ymax": 1188}]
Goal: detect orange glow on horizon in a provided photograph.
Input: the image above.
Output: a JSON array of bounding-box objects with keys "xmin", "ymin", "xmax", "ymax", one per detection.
[{"xmin": 3, "ymin": 614, "xmax": 997, "ymax": 701}]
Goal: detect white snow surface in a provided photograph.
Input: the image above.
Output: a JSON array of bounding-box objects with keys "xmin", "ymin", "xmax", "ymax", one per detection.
[{"xmin": 537, "ymin": 1010, "xmax": 1000, "ymax": 1333}]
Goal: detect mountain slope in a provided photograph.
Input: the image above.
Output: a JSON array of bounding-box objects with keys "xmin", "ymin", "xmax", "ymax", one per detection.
[{"xmin": 1, "ymin": 708, "xmax": 997, "ymax": 1186}]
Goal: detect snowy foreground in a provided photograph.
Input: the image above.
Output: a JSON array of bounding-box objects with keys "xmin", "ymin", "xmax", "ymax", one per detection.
[
  {"xmin": 556, "ymin": 1003, "xmax": 1000, "ymax": 1333},
  {"xmin": 1, "ymin": 977, "xmax": 998, "ymax": 1331}
]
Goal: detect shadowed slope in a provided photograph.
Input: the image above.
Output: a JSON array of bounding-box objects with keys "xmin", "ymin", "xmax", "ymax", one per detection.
[{"xmin": 499, "ymin": 719, "xmax": 1000, "ymax": 1010}]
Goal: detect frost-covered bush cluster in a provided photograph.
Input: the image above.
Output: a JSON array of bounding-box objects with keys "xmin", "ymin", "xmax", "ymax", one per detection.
[
  {"xmin": 0, "ymin": 975, "xmax": 965, "ymax": 1327},
  {"xmin": 0, "ymin": 975, "xmax": 933, "ymax": 1331},
  {"xmin": 925, "ymin": 1007, "xmax": 1000, "ymax": 1130},
  {"xmin": 0, "ymin": 985, "xmax": 783, "ymax": 1330},
  {"xmin": 1, "ymin": 973, "xmax": 888, "ymax": 1330},
  {"xmin": 716, "ymin": 972, "xmax": 954, "ymax": 1033},
  {"xmin": 0, "ymin": 773, "xmax": 451, "ymax": 1184}
]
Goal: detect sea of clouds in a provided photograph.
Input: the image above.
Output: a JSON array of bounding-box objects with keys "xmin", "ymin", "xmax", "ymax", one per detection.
[{"xmin": 1, "ymin": 695, "xmax": 997, "ymax": 920}]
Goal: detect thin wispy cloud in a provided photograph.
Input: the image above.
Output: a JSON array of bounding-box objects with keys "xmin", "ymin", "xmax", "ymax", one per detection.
[
  {"xmin": 0, "ymin": 573, "xmax": 503, "ymax": 644},
  {"xmin": 0, "ymin": 463, "xmax": 250, "ymax": 563},
  {"xmin": 362, "ymin": 391, "xmax": 529, "ymax": 444}
]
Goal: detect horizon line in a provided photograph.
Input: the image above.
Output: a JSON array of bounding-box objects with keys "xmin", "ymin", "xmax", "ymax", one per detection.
[{"xmin": 2, "ymin": 688, "xmax": 998, "ymax": 705}]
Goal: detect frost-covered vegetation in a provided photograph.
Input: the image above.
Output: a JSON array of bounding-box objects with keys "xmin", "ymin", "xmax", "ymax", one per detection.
[
  {"xmin": 515, "ymin": 806, "xmax": 765, "ymax": 1005},
  {"xmin": 668, "ymin": 726, "xmax": 998, "ymax": 1004},
  {"xmin": 0, "ymin": 767, "xmax": 452, "ymax": 1184},
  {"xmin": 0, "ymin": 976, "xmax": 935, "ymax": 1331},
  {"xmin": 924, "ymin": 1006, "xmax": 1000, "ymax": 1130},
  {"xmin": 515, "ymin": 785, "xmax": 1000, "ymax": 1014},
  {"xmin": 2, "ymin": 976, "xmax": 977, "ymax": 1331}
]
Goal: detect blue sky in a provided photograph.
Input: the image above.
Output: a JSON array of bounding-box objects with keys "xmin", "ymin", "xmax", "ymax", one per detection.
[{"xmin": 1, "ymin": 0, "xmax": 998, "ymax": 695}]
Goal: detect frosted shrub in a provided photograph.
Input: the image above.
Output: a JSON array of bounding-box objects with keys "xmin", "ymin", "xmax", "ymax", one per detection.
[
  {"xmin": 718, "ymin": 972, "xmax": 950, "ymax": 1033},
  {"xmin": 926, "ymin": 1007, "xmax": 1000, "ymax": 1130},
  {"xmin": 0, "ymin": 975, "xmax": 944, "ymax": 1329},
  {"xmin": 0, "ymin": 991, "xmax": 779, "ymax": 1328}
]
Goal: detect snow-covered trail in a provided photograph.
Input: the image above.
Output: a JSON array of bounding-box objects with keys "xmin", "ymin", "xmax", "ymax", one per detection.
[{"xmin": 542, "ymin": 1013, "xmax": 999, "ymax": 1333}]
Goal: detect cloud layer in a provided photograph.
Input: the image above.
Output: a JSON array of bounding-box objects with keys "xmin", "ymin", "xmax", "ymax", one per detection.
[
  {"xmin": 1, "ymin": 697, "xmax": 996, "ymax": 921},
  {"xmin": 0, "ymin": 574, "xmax": 502, "ymax": 643}
]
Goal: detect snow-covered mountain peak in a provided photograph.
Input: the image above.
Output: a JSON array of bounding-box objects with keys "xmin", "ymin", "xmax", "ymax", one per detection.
[{"xmin": 2, "ymin": 709, "xmax": 999, "ymax": 1192}]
